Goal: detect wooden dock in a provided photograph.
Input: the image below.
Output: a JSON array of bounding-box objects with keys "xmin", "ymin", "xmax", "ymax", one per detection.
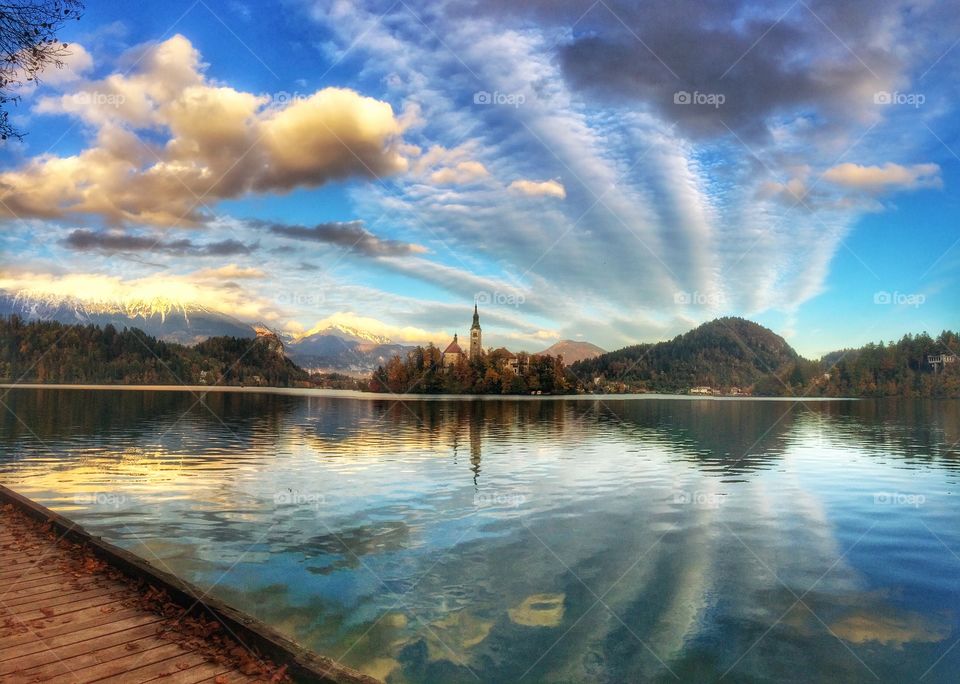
[{"xmin": 0, "ymin": 486, "xmax": 377, "ymax": 684}]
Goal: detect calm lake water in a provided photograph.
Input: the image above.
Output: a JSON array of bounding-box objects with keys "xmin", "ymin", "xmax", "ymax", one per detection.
[{"xmin": 2, "ymin": 388, "xmax": 959, "ymax": 683}]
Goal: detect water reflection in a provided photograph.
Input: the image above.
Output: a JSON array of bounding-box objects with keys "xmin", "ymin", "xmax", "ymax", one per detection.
[{"xmin": 1, "ymin": 388, "xmax": 959, "ymax": 682}]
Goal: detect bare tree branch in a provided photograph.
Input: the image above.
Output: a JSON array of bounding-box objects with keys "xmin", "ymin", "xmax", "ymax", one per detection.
[{"xmin": 0, "ymin": 0, "xmax": 84, "ymax": 140}]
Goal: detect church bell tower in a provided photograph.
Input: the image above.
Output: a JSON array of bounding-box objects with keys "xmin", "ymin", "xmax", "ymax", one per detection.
[{"xmin": 470, "ymin": 304, "xmax": 482, "ymax": 359}]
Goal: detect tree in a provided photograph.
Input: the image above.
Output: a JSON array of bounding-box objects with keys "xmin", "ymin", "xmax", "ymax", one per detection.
[{"xmin": 1, "ymin": 0, "xmax": 83, "ymax": 140}]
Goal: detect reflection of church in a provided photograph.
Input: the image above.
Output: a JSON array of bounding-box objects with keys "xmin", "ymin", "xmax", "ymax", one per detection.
[
  {"xmin": 450, "ymin": 403, "xmax": 483, "ymax": 486},
  {"xmin": 443, "ymin": 304, "xmax": 483, "ymax": 367}
]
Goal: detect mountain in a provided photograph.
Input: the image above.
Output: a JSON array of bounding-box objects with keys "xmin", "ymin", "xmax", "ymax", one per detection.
[
  {"xmin": 285, "ymin": 327, "xmax": 412, "ymax": 374},
  {"xmin": 297, "ymin": 323, "xmax": 391, "ymax": 345},
  {"xmin": 0, "ymin": 291, "xmax": 410, "ymax": 373},
  {"xmin": 536, "ymin": 340, "xmax": 605, "ymax": 364},
  {"xmin": 572, "ymin": 317, "xmax": 799, "ymax": 392},
  {"xmin": 0, "ymin": 291, "xmax": 255, "ymax": 345}
]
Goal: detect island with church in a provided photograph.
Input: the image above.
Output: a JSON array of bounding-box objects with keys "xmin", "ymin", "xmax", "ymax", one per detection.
[{"xmin": 369, "ymin": 304, "xmax": 571, "ymax": 394}]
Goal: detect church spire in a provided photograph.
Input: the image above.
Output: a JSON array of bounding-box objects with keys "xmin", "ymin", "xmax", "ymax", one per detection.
[{"xmin": 469, "ymin": 303, "xmax": 482, "ymax": 359}]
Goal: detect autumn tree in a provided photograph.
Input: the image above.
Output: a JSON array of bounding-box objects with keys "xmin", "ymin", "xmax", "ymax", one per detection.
[{"xmin": 1, "ymin": 0, "xmax": 83, "ymax": 140}]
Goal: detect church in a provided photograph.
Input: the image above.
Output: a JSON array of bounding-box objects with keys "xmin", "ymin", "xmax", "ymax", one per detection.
[{"xmin": 443, "ymin": 304, "xmax": 482, "ymax": 367}]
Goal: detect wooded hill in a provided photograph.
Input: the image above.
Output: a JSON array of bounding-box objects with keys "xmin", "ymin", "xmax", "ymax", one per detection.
[
  {"xmin": 572, "ymin": 317, "xmax": 960, "ymax": 398},
  {"xmin": 0, "ymin": 315, "xmax": 308, "ymax": 386}
]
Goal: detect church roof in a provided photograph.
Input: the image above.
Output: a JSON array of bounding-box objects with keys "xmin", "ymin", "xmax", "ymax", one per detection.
[{"xmin": 444, "ymin": 334, "xmax": 463, "ymax": 354}]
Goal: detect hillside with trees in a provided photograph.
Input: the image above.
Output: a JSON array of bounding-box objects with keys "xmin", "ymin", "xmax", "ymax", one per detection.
[
  {"xmin": 573, "ymin": 318, "xmax": 959, "ymax": 398},
  {"xmin": 0, "ymin": 315, "xmax": 308, "ymax": 386},
  {"xmin": 802, "ymin": 331, "xmax": 960, "ymax": 398},
  {"xmin": 572, "ymin": 317, "xmax": 799, "ymax": 393}
]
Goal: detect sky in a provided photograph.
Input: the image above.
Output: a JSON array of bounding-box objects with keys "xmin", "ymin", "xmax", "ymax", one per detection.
[{"xmin": 0, "ymin": 0, "xmax": 957, "ymax": 357}]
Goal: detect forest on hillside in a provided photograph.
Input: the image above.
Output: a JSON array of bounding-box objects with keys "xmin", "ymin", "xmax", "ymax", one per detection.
[
  {"xmin": 0, "ymin": 316, "xmax": 308, "ymax": 386},
  {"xmin": 575, "ymin": 321, "xmax": 959, "ymax": 398},
  {"xmin": 572, "ymin": 317, "xmax": 799, "ymax": 392}
]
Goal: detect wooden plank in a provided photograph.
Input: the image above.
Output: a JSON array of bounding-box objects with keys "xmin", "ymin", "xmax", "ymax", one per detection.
[
  {"xmin": 0, "ymin": 611, "xmax": 161, "ymax": 661},
  {"xmin": 0, "ymin": 566, "xmax": 69, "ymax": 584},
  {"xmin": 143, "ymin": 661, "xmax": 239, "ymax": 684},
  {"xmin": 0, "ymin": 575, "xmax": 103, "ymax": 601},
  {"xmin": 64, "ymin": 642, "xmax": 191, "ymax": 681},
  {"xmin": 15, "ymin": 635, "xmax": 189, "ymax": 681},
  {"xmin": 0, "ymin": 568, "xmax": 69, "ymax": 585},
  {"xmin": 8, "ymin": 584, "xmax": 123, "ymax": 613},
  {"xmin": 4, "ymin": 583, "xmax": 121, "ymax": 610},
  {"xmin": 0, "ymin": 620, "xmax": 164, "ymax": 676},
  {"xmin": 1, "ymin": 572, "xmax": 101, "ymax": 594},
  {"xmin": 14, "ymin": 594, "xmax": 128, "ymax": 622},
  {"xmin": 0, "ymin": 607, "xmax": 145, "ymax": 649},
  {"xmin": 94, "ymin": 648, "xmax": 214, "ymax": 684}
]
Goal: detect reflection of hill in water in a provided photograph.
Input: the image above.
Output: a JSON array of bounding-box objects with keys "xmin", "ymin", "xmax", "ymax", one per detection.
[{"xmin": 3, "ymin": 391, "xmax": 958, "ymax": 479}]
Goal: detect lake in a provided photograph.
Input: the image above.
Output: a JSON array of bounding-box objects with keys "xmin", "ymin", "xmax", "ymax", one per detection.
[{"xmin": 1, "ymin": 388, "xmax": 959, "ymax": 683}]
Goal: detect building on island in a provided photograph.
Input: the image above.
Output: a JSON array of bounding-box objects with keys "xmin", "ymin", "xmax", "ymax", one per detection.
[
  {"xmin": 441, "ymin": 305, "xmax": 546, "ymax": 376},
  {"xmin": 443, "ymin": 334, "xmax": 465, "ymax": 367},
  {"xmin": 488, "ymin": 347, "xmax": 519, "ymax": 373},
  {"xmin": 444, "ymin": 304, "xmax": 485, "ymax": 367}
]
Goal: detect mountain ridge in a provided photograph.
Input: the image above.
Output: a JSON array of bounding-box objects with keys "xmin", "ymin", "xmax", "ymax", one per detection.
[{"xmin": 536, "ymin": 340, "xmax": 606, "ymax": 364}]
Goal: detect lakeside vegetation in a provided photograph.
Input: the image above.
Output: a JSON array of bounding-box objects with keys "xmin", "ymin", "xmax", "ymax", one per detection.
[{"xmin": 369, "ymin": 344, "xmax": 570, "ymax": 394}]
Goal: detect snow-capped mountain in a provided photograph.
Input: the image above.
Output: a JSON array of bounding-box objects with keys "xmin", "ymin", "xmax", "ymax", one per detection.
[
  {"xmin": 0, "ymin": 291, "xmax": 417, "ymax": 373},
  {"xmin": 0, "ymin": 291, "xmax": 256, "ymax": 345},
  {"xmin": 285, "ymin": 327, "xmax": 410, "ymax": 374},
  {"xmin": 295, "ymin": 323, "xmax": 391, "ymax": 345}
]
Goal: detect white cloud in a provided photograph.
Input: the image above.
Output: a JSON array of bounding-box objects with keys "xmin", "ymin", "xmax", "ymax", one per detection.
[
  {"xmin": 822, "ymin": 162, "xmax": 942, "ymax": 192},
  {"xmin": 430, "ymin": 160, "xmax": 490, "ymax": 185},
  {"xmin": 4, "ymin": 35, "xmax": 411, "ymax": 226},
  {"xmin": 192, "ymin": 264, "xmax": 267, "ymax": 280},
  {"xmin": 507, "ymin": 179, "xmax": 566, "ymax": 199}
]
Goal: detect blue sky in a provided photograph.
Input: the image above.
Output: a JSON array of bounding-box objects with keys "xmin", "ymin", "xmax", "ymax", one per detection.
[{"xmin": 0, "ymin": 0, "xmax": 957, "ymax": 357}]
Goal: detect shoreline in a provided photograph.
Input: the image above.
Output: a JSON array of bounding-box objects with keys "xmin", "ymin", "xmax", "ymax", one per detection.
[
  {"xmin": 0, "ymin": 383, "xmax": 857, "ymax": 402},
  {"xmin": 0, "ymin": 484, "xmax": 377, "ymax": 684}
]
